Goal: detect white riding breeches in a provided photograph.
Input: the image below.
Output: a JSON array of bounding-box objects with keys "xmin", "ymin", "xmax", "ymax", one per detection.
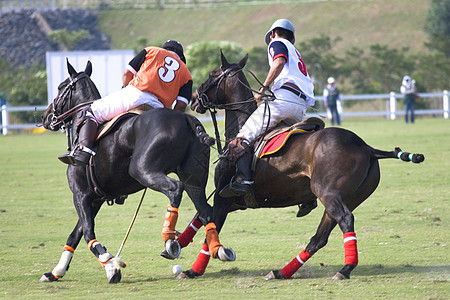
[
  {"xmin": 237, "ymin": 88, "xmax": 307, "ymax": 142},
  {"xmin": 89, "ymin": 85, "xmax": 163, "ymax": 124}
]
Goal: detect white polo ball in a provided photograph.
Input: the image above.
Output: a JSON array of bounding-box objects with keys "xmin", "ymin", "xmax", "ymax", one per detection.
[{"xmin": 172, "ymin": 264, "xmax": 182, "ymax": 275}]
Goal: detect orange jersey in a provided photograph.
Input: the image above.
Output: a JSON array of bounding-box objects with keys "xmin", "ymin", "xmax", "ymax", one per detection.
[{"xmin": 129, "ymin": 47, "xmax": 192, "ymax": 108}]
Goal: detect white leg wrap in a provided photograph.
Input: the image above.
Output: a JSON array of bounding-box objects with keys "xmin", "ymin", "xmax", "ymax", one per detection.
[
  {"xmin": 52, "ymin": 250, "xmax": 73, "ymax": 278},
  {"xmin": 99, "ymin": 252, "xmax": 113, "ymax": 264}
]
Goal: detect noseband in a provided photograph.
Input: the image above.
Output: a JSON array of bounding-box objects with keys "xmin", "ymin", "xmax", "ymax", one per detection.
[{"xmin": 49, "ymin": 72, "xmax": 94, "ymax": 130}]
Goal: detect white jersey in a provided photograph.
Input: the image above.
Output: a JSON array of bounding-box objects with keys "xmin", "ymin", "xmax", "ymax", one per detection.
[{"xmin": 268, "ymin": 38, "xmax": 315, "ymax": 106}]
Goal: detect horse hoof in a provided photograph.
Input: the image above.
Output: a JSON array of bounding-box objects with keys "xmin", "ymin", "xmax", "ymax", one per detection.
[
  {"xmin": 176, "ymin": 269, "xmax": 201, "ymax": 279},
  {"xmin": 164, "ymin": 239, "xmax": 181, "ymax": 260},
  {"xmin": 332, "ymin": 272, "xmax": 348, "ymax": 280},
  {"xmin": 264, "ymin": 270, "xmax": 284, "ymax": 280},
  {"xmin": 217, "ymin": 246, "xmax": 236, "ymax": 261},
  {"xmin": 175, "ymin": 272, "xmax": 189, "ymax": 280},
  {"xmin": 105, "ymin": 261, "xmax": 122, "ymax": 284},
  {"xmin": 39, "ymin": 272, "xmax": 58, "ymax": 282}
]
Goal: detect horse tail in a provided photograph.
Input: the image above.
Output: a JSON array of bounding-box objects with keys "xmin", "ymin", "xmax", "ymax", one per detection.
[
  {"xmin": 185, "ymin": 115, "xmax": 215, "ymax": 146},
  {"xmin": 371, "ymin": 147, "xmax": 425, "ymax": 163}
]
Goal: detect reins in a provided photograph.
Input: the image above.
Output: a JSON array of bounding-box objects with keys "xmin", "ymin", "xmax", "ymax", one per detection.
[
  {"xmin": 196, "ymin": 65, "xmax": 275, "ymax": 155},
  {"xmin": 51, "ymin": 101, "xmax": 94, "ymax": 129}
]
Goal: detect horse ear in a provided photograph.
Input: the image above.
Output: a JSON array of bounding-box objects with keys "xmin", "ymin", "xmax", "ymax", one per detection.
[
  {"xmin": 85, "ymin": 61, "xmax": 92, "ymax": 77},
  {"xmin": 220, "ymin": 50, "xmax": 230, "ymax": 69},
  {"xmin": 238, "ymin": 54, "xmax": 248, "ymax": 68},
  {"xmin": 66, "ymin": 58, "xmax": 77, "ymax": 77}
]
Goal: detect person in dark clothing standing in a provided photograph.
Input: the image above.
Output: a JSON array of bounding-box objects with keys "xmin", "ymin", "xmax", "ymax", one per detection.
[
  {"xmin": 323, "ymin": 77, "xmax": 341, "ymax": 126},
  {"xmin": 401, "ymin": 75, "xmax": 416, "ymax": 124}
]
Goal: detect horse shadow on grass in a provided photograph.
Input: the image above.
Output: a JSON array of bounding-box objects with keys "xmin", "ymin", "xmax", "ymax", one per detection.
[
  {"xmin": 201, "ymin": 264, "xmax": 450, "ymax": 280},
  {"xmin": 119, "ymin": 264, "xmax": 449, "ymax": 284}
]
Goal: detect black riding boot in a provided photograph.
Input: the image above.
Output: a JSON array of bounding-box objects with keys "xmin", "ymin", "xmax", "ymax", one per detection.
[
  {"xmin": 58, "ymin": 119, "xmax": 98, "ymax": 166},
  {"xmin": 220, "ymin": 152, "xmax": 253, "ymax": 197}
]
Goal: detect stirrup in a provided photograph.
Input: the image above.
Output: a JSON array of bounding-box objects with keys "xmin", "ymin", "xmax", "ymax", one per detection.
[
  {"xmin": 219, "ymin": 178, "xmax": 253, "ymax": 198},
  {"xmin": 58, "ymin": 148, "xmax": 77, "ymax": 165}
]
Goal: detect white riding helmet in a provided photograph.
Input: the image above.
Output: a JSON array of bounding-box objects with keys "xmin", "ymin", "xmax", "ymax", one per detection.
[
  {"xmin": 327, "ymin": 77, "xmax": 336, "ymax": 84},
  {"xmin": 265, "ymin": 19, "xmax": 295, "ymax": 45}
]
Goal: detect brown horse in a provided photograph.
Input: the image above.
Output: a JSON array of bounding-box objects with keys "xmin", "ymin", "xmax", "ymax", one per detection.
[{"xmin": 179, "ymin": 52, "xmax": 424, "ymax": 280}]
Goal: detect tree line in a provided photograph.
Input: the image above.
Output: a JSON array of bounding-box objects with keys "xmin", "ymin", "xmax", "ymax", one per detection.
[{"xmin": 1, "ymin": 0, "xmax": 448, "ymax": 123}]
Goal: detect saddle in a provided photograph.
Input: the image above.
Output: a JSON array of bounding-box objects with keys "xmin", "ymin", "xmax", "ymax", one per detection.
[
  {"xmin": 96, "ymin": 104, "xmax": 153, "ymax": 141},
  {"xmin": 253, "ymin": 117, "xmax": 325, "ymax": 162},
  {"xmin": 239, "ymin": 117, "xmax": 325, "ymax": 209}
]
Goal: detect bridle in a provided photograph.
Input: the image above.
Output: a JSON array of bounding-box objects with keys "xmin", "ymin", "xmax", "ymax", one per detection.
[
  {"xmin": 46, "ymin": 72, "xmax": 100, "ymax": 152},
  {"xmin": 48, "ymin": 72, "xmax": 96, "ymax": 131},
  {"xmin": 195, "ymin": 65, "xmax": 274, "ymax": 155},
  {"xmin": 197, "ymin": 65, "xmax": 262, "ymax": 110},
  {"xmin": 195, "ymin": 64, "xmax": 254, "ymax": 154}
]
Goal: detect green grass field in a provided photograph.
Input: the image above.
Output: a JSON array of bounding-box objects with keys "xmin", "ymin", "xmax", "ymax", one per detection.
[{"xmin": 0, "ymin": 117, "xmax": 449, "ymax": 299}]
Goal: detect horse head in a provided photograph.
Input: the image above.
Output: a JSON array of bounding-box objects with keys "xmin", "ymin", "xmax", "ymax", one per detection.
[
  {"xmin": 191, "ymin": 51, "xmax": 254, "ymax": 114},
  {"xmin": 41, "ymin": 59, "xmax": 101, "ymax": 131}
]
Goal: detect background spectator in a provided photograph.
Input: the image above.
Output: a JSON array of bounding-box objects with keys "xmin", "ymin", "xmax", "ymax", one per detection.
[{"xmin": 323, "ymin": 77, "xmax": 342, "ymax": 126}]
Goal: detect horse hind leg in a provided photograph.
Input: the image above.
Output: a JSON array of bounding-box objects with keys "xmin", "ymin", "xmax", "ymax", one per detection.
[
  {"xmin": 320, "ymin": 193, "xmax": 359, "ymax": 280},
  {"xmin": 265, "ymin": 212, "xmax": 337, "ymax": 280},
  {"xmin": 130, "ymin": 166, "xmax": 185, "ymax": 258}
]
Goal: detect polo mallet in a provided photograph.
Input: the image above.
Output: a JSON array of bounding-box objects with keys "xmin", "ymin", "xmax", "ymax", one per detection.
[{"xmin": 112, "ymin": 188, "xmax": 147, "ymax": 268}]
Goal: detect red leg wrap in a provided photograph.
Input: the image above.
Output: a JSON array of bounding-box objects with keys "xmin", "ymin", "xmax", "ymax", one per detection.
[
  {"xmin": 177, "ymin": 217, "xmax": 203, "ymax": 248},
  {"xmin": 343, "ymin": 232, "xmax": 358, "ymax": 266},
  {"xmin": 281, "ymin": 249, "xmax": 312, "ymax": 279},
  {"xmin": 191, "ymin": 243, "xmax": 210, "ymax": 275}
]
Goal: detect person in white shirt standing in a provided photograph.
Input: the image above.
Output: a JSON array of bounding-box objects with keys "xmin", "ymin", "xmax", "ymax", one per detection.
[{"xmin": 220, "ymin": 19, "xmax": 315, "ymax": 203}]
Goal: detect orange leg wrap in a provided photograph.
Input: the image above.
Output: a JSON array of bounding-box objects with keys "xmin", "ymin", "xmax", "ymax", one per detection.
[
  {"xmin": 161, "ymin": 205, "xmax": 179, "ymax": 241},
  {"xmin": 64, "ymin": 244, "xmax": 75, "ymax": 252},
  {"xmin": 205, "ymin": 223, "xmax": 222, "ymax": 258},
  {"xmin": 87, "ymin": 239, "xmax": 98, "ymax": 249}
]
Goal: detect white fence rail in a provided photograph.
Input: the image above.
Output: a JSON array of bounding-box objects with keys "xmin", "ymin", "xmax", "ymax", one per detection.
[{"xmin": 1, "ymin": 91, "xmax": 448, "ymax": 135}]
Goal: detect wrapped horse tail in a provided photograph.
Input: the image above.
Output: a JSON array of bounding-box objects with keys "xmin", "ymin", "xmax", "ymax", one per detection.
[
  {"xmin": 185, "ymin": 114, "xmax": 215, "ymax": 146},
  {"xmin": 371, "ymin": 147, "xmax": 425, "ymax": 163}
]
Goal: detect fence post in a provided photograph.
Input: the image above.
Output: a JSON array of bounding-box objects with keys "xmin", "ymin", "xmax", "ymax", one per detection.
[
  {"xmin": 389, "ymin": 91, "xmax": 397, "ymax": 120},
  {"xmin": 1, "ymin": 105, "xmax": 8, "ymax": 135},
  {"xmin": 443, "ymin": 90, "xmax": 449, "ymax": 119}
]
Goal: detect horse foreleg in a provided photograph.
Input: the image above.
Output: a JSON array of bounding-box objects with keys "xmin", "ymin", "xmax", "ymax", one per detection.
[
  {"xmin": 40, "ymin": 219, "xmax": 84, "ymax": 282},
  {"xmin": 75, "ymin": 197, "xmax": 121, "ymax": 283},
  {"xmin": 177, "ymin": 242, "xmax": 211, "ymax": 279},
  {"xmin": 176, "ymin": 214, "xmax": 203, "ymax": 247}
]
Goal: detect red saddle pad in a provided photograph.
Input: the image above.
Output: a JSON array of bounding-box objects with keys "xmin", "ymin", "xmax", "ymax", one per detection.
[{"xmin": 259, "ymin": 129, "xmax": 307, "ymax": 158}]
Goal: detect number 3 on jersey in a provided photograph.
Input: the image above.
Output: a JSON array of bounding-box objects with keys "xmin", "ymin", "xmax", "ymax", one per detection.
[{"xmin": 158, "ymin": 56, "xmax": 180, "ymax": 83}]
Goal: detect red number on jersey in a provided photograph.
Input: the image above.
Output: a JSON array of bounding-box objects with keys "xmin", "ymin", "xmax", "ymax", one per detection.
[{"xmin": 295, "ymin": 50, "xmax": 308, "ymax": 76}]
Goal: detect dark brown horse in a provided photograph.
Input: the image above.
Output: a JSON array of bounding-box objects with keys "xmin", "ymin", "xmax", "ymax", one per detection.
[
  {"xmin": 179, "ymin": 52, "xmax": 424, "ymax": 280},
  {"xmin": 39, "ymin": 60, "xmax": 228, "ymax": 283}
]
